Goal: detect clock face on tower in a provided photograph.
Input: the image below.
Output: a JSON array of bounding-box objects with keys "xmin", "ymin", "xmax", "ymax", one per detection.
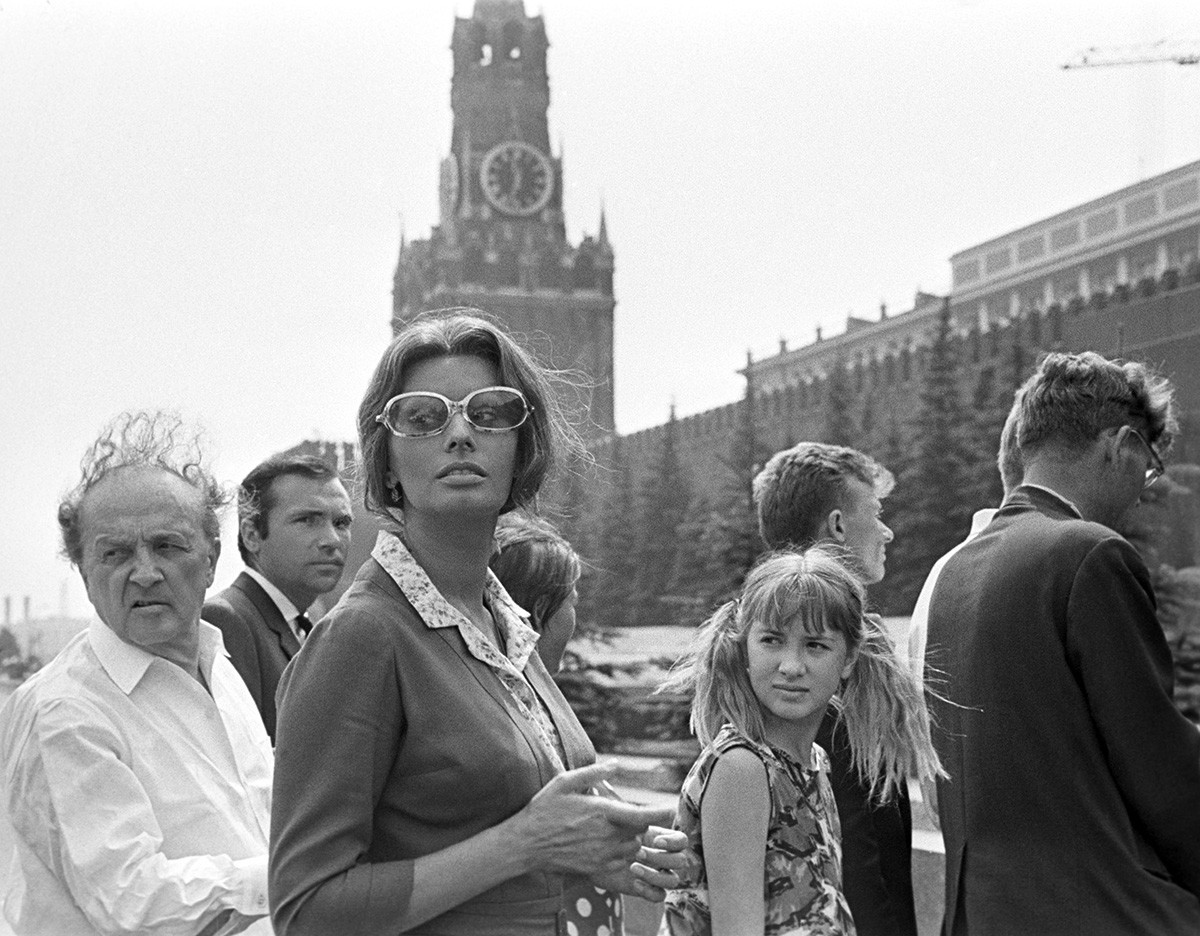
[{"xmin": 480, "ymin": 141, "xmax": 554, "ymax": 216}]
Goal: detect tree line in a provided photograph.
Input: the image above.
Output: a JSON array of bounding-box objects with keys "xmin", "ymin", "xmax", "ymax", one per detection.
[{"xmin": 562, "ymin": 300, "xmax": 1200, "ymax": 641}]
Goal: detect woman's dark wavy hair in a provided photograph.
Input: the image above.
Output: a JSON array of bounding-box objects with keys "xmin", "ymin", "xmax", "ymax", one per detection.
[
  {"xmin": 58, "ymin": 411, "xmax": 230, "ymax": 567},
  {"xmin": 357, "ymin": 308, "xmax": 584, "ymax": 518}
]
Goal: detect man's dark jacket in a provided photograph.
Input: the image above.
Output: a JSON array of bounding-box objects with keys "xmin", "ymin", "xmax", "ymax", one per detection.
[
  {"xmin": 927, "ymin": 485, "xmax": 1200, "ymax": 935},
  {"xmin": 817, "ymin": 710, "xmax": 916, "ymax": 936},
  {"xmin": 203, "ymin": 571, "xmax": 299, "ymax": 742}
]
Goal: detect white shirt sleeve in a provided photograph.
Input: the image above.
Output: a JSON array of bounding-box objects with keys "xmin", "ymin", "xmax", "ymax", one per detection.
[{"xmin": 21, "ymin": 696, "xmax": 268, "ymax": 936}]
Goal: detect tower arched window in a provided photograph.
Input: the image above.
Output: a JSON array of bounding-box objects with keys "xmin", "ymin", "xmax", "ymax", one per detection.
[
  {"xmin": 572, "ymin": 252, "xmax": 595, "ymax": 290},
  {"xmin": 463, "ymin": 238, "xmax": 484, "ymax": 284},
  {"xmin": 497, "ymin": 250, "xmax": 520, "ymax": 288},
  {"xmin": 502, "ymin": 21, "xmax": 523, "ymax": 60}
]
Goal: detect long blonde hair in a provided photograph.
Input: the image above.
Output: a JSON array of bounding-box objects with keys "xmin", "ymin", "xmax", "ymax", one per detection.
[{"xmin": 661, "ymin": 547, "xmax": 944, "ymax": 802}]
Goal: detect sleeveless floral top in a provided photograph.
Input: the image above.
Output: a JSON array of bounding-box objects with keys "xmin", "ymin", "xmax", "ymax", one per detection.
[{"xmin": 663, "ymin": 725, "xmax": 855, "ymax": 936}]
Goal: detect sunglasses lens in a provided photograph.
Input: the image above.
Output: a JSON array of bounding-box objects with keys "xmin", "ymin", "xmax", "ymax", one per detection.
[
  {"xmin": 387, "ymin": 395, "xmax": 450, "ymax": 436},
  {"xmin": 466, "ymin": 389, "xmax": 528, "ymax": 430}
]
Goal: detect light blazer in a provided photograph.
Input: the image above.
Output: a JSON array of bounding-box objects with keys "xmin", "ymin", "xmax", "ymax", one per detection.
[
  {"xmin": 203, "ymin": 571, "xmax": 299, "ymax": 742},
  {"xmin": 927, "ymin": 485, "xmax": 1200, "ymax": 935},
  {"xmin": 268, "ymin": 558, "xmax": 596, "ymax": 936}
]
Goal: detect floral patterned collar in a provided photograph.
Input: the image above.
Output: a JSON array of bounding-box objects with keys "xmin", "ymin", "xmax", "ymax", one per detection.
[{"xmin": 371, "ymin": 529, "xmax": 541, "ymax": 675}]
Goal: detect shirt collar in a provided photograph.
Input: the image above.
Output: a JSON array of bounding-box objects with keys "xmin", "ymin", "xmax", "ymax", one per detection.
[
  {"xmin": 1018, "ymin": 483, "xmax": 1084, "ymax": 519},
  {"xmin": 89, "ymin": 616, "xmax": 227, "ymax": 695},
  {"xmin": 969, "ymin": 507, "xmax": 998, "ymax": 536},
  {"xmin": 371, "ymin": 529, "xmax": 539, "ymax": 669},
  {"xmin": 243, "ymin": 566, "xmax": 302, "ymax": 621}
]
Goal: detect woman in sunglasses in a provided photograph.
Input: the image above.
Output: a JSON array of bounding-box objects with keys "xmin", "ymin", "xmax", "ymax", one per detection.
[{"xmin": 269, "ymin": 309, "xmax": 684, "ymax": 936}]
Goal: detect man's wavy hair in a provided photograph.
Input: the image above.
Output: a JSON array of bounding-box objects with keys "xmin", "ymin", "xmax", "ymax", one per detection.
[
  {"xmin": 58, "ymin": 411, "xmax": 230, "ymax": 568},
  {"xmin": 753, "ymin": 442, "xmax": 894, "ymax": 550},
  {"xmin": 1017, "ymin": 351, "xmax": 1177, "ymax": 458},
  {"xmin": 357, "ymin": 308, "xmax": 585, "ymax": 518}
]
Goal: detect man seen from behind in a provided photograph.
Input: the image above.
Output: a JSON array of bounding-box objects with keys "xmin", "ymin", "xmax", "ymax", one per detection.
[{"xmin": 927, "ymin": 351, "xmax": 1200, "ymax": 935}]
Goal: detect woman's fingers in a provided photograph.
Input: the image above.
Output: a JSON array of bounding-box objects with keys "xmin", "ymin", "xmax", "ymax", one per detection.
[
  {"xmin": 594, "ymin": 798, "xmax": 675, "ymax": 831},
  {"xmin": 542, "ymin": 761, "xmax": 618, "ymax": 795}
]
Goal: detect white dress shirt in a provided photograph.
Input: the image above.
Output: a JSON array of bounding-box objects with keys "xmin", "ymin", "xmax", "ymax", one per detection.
[
  {"xmin": 906, "ymin": 507, "xmax": 998, "ymax": 685},
  {"xmin": 0, "ymin": 618, "xmax": 274, "ymax": 936}
]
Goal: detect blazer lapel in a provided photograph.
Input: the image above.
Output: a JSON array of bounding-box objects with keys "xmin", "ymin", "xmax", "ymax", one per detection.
[{"xmin": 234, "ymin": 573, "xmax": 301, "ymax": 659}]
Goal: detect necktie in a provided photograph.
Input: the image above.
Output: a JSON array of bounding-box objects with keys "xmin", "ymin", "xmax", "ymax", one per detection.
[{"xmin": 294, "ymin": 613, "xmax": 313, "ymax": 640}]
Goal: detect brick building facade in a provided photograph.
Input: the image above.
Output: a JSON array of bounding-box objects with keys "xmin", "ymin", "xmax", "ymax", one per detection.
[{"xmin": 616, "ymin": 159, "xmax": 1200, "ymax": 499}]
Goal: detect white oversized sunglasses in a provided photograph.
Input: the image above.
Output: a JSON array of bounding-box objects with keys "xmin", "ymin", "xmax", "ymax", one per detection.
[{"xmin": 375, "ymin": 386, "xmax": 532, "ymax": 438}]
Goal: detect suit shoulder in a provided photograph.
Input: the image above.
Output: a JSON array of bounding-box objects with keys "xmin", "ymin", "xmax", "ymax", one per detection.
[
  {"xmin": 1016, "ymin": 510, "xmax": 1132, "ymax": 558},
  {"xmin": 202, "ymin": 586, "xmax": 253, "ymax": 631}
]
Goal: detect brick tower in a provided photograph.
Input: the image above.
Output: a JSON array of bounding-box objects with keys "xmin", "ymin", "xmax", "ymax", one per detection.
[{"xmin": 393, "ymin": 0, "xmax": 615, "ymax": 433}]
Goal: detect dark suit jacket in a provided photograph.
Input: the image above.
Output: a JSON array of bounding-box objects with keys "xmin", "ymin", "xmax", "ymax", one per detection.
[
  {"xmin": 928, "ymin": 485, "xmax": 1200, "ymax": 935},
  {"xmin": 203, "ymin": 571, "xmax": 299, "ymax": 742},
  {"xmin": 268, "ymin": 557, "xmax": 597, "ymax": 936},
  {"xmin": 816, "ymin": 708, "xmax": 916, "ymax": 936}
]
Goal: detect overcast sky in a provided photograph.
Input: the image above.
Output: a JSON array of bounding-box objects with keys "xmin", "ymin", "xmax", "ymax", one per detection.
[{"xmin": 2, "ymin": 0, "xmax": 1199, "ymax": 619}]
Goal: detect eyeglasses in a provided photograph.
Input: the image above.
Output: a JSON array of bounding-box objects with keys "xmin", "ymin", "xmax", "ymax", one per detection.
[
  {"xmin": 1127, "ymin": 427, "xmax": 1164, "ymax": 488},
  {"xmin": 375, "ymin": 386, "xmax": 532, "ymax": 438}
]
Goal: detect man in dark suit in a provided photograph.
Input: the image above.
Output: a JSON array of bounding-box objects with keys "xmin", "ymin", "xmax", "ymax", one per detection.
[
  {"xmin": 928, "ymin": 351, "xmax": 1200, "ymax": 935},
  {"xmin": 204, "ymin": 453, "xmax": 352, "ymax": 741},
  {"xmin": 753, "ymin": 442, "xmax": 916, "ymax": 936}
]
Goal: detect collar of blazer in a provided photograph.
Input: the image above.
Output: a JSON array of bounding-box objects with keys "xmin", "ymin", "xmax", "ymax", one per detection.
[
  {"xmin": 1001, "ymin": 484, "xmax": 1084, "ymax": 520},
  {"xmin": 233, "ymin": 572, "xmax": 301, "ymax": 656}
]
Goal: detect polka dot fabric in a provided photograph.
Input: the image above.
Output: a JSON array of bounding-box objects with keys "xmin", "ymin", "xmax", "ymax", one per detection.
[{"xmin": 564, "ymin": 881, "xmax": 622, "ymax": 936}]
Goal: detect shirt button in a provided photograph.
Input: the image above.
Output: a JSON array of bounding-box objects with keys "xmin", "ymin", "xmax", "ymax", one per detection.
[{"xmin": 257, "ymin": 895, "xmax": 266, "ymax": 908}]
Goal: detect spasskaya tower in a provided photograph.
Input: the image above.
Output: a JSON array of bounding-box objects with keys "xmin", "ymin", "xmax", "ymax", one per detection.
[{"xmin": 393, "ymin": 0, "xmax": 615, "ymax": 433}]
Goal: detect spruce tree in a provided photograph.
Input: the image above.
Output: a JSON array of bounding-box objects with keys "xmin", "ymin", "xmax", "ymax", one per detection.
[
  {"xmin": 586, "ymin": 437, "xmax": 639, "ymax": 631},
  {"xmin": 970, "ymin": 316, "xmax": 1033, "ymax": 508},
  {"xmin": 889, "ymin": 298, "xmax": 977, "ymax": 612},
  {"xmin": 823, "ymin": 357, "xmax": 858, "ymax": 446},
  {"xmin": 630, "ymin": 407, "xmax": 691, "ymax": 626}
]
